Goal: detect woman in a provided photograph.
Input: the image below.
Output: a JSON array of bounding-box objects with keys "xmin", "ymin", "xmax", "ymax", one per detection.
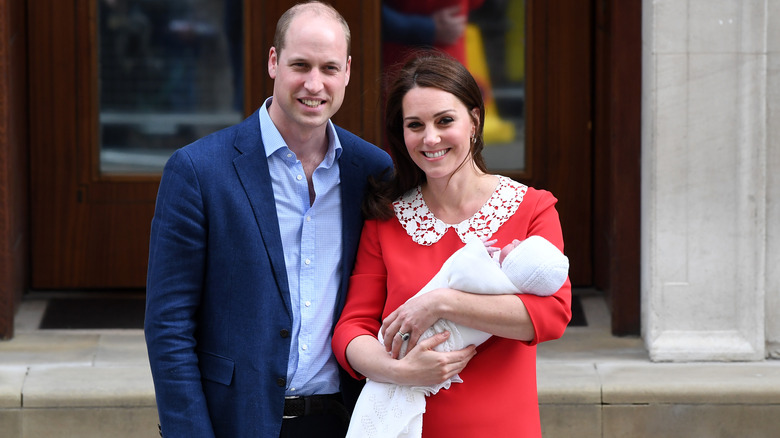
[{"xmin": 332, "ymin": 53, "xmax": 572, "ymax": 437}]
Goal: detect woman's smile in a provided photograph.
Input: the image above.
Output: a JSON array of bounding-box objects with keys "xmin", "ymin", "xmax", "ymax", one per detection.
[{"xmin": 423, "ymin": 149, "xmax": 450, "ymax": 159}]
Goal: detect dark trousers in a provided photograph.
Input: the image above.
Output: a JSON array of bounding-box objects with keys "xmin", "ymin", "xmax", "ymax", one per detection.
[{"xmin": 279, "ymin": 414, "xmax": 348, "ymax": 438}]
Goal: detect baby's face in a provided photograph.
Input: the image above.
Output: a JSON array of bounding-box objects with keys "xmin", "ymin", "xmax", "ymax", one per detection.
[{"xmin": 499, "ymin": 239, "xmax": 522, "ymax": 265}]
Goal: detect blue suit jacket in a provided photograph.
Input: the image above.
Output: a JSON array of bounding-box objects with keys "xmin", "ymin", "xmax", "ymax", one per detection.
[{"xmin": 145, "ymin": 110, "xmax": 392, "ymax": 438}]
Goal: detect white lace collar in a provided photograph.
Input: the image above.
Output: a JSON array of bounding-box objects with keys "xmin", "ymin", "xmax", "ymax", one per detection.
[{"xmin": 393, "ymin": 175, "xmax": 528, "ymax": 246}]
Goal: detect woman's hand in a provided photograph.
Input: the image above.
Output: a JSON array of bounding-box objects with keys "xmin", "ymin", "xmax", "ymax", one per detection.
[
  {"xmin": 383, "ymin": 287, "xmax": 536, "ymax": 350},
  {"xmin": 391, "ymin": 331, "xmax": 477, "ymax": 387},
  {"xmin": 345, "ymin": 332, "xmax": 476, "ymax": 387},
  {"xmin": 381, "ymin": 288, "xmax": 450, "ymax": 358}
]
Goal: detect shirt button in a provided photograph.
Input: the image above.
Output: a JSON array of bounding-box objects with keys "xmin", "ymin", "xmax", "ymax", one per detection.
[
  {"xmin": 301, "ymin": 344, "xmax": 308, "ymax": 351},
  {"xmin": 280, "ymin": 329, "xmax": 290, "ymax": 338},
  {"xmin": 296, "ymin": 174, "xmax": 303, "ymax": 181},
  {"xmin": 305, "ymin": 301, "xmax": 311, "ymax": 307},
  {"xmin": 287, "ymin": 153, "xmax": 292, "ymax": 158},
  {"xmin": 304, "ymin": 258, "xmax": 311, "ymax": 265},
  {"xmin": 306, "ymin": 216, "xmax": 312, "ymax": 222},
  {"xmin": 276, "ymin": 377, "xmax": 286, "ymax": 387}
]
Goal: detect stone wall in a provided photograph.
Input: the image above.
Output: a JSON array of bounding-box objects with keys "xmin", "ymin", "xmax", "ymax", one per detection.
[{"xmin": 642, "ymin": 0, "xmax": 777, "ymax": 361}]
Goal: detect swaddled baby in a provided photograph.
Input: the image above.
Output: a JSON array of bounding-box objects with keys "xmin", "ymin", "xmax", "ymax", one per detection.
[{"xmin": 346, "ymin": 235, "xmax": 569, "ymax": 438}]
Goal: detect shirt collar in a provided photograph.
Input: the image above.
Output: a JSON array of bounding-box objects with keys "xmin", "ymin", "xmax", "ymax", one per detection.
[{"xmin": 259, "ymin": 97, "xmax": 343, "ymax": 166}]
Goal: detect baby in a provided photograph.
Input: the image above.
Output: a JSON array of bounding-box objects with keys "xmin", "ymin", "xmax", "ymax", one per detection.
[
  {"xmin": 393, "ymin": 235, "xmax": 568, "ymax": 360},
  {"xmin": 497, "ymin": 238, "xmax": 522, "ymax": 264},
  {"xmin": 486, "ymin": 235, "xmax": 567, "ymax": 297},
  {"xmin": 346, "ymin": 235, "xmax": 569, "ymax": 438}
]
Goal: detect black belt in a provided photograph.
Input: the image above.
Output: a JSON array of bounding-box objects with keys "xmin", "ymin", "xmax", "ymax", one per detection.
[{"xmin": 283, "ymin": 393, "xmax": 348, "ymax": 420}]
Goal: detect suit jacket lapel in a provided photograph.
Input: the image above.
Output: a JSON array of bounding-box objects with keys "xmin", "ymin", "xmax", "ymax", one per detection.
[
  {"xmin": 232, "ymin": 112, "xmax": 292, "ymax": 316},
  {"xmin": 336, "ymin": 133, "xmax": 365, "ymax": 319}
]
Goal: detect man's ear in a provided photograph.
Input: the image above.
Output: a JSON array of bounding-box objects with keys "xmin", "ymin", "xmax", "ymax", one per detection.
[
  {"xmin": 344, "ymin": 55, "xmax": 352, "ymax": 86},
  {"xmin": 268, "ymin": 47, "xmax": 278, "ymax": 79}
]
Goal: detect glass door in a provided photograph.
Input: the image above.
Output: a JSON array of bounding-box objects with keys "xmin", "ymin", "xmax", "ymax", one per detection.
[
  {"xmin": 30, "ymin": 0, "xmax": 246, "ymax": 288},
  {"xmin": 469, "ymin": 0, "xmax": 527, "ymax": 174},
  {"xmin": 98, "ymin": 0, "xmax": 244, "ymax": 174},
  {"xmin": 28, "ymin": 0, "xmax": 382, "ymax": 289}
]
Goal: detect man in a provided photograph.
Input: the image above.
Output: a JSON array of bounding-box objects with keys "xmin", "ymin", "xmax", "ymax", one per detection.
[{"xmin": 144, "ymin": 2, "xmax": 392, "ymax": 437}]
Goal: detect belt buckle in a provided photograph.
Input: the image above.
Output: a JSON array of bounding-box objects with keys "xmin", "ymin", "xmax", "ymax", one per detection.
[{"xmin": 283, "ymin": 396, "xmax": 301, "ymax": 419}]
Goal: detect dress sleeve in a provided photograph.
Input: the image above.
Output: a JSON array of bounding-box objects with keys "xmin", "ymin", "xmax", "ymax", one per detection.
[
  {"xmin": 333, "ymin": 219, "xmax": 389, "ymax": 379},
  {"xmin": 516, "ymin": 189, "xmax": 573, "ymax": 345}
]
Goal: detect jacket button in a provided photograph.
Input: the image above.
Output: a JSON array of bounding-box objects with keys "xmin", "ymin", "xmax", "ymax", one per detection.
[
  {"xmin": 280, "ymin": 329, "xmax": 289, "ymax": 338},
  {"xmin": 276, "ymin": 377, "xmax": 286, "ymax": 387}
]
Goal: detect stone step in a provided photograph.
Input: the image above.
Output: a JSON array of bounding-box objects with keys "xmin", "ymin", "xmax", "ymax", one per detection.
[
  {"xmin": 2, "ymin": 331, "xmax": 780, "ymax": 437},
  {"xmin": 2, "ymin": 294, "xmax": 779, "ymax": 437}
]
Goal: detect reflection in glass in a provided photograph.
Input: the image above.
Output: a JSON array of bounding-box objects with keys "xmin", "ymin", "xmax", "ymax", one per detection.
[
  {"xmin": 380, "ymin": 0, "xmax": 526, "ymax": 171},
  {"xmin": 469, "ymin": 0, "xmax": 526, "ymax": 172},
  {"xmin": 98, "ymin": 0, "xmax": 243, "ymax": 174}
]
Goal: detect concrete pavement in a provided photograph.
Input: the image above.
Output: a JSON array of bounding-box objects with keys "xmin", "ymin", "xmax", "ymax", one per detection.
[{"xmin": 2, "ymin": 290, "xmax": 779, "ymax": 437}]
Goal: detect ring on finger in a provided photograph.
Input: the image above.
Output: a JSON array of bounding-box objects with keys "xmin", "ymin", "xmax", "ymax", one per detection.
[{"xmin": 397, "ymin": 331, "xmax": 411, "ymax": 342}]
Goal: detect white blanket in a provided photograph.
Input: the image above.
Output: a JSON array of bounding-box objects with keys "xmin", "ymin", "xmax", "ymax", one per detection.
[{"xmin": 345, "ymin": 236, "xmax": 569, "ymax": 438}]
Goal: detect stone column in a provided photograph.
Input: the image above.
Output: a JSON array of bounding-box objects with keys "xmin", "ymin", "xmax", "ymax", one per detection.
[
  {"xmin": 767, "ymin": 1, "xmax": 780, "ymax": 358},
  {"xmin": 641, "ymin": 0, "xmax": 769, "ymax": 361}
]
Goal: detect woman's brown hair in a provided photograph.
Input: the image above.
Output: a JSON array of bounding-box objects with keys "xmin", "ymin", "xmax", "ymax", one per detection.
[{"xmin": 364, "ymin": 51, "xmax": 487, "ymax": 220}]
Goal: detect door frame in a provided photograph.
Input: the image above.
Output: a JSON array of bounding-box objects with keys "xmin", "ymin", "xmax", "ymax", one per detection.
[
  {"xmin": 0, "ymin": 0, "xmax": 640, "ymax": 337},
  {"xmin": 525, "ymin": 0, "xmax": 594, "ymax": 287},
  {"xmin": 525, "ymin": 0, "xmax": 640, "ymax": 335},
  {"xmin": 0, "ymin": 0, "xmax": 29, "ymax": 339},
  {"xmin": 592, "ymin": 0, "xmax": 641, "ymax": 335}
]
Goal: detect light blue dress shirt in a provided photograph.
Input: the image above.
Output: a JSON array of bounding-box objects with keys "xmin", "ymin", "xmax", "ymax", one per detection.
[{"xmin": 259, "ymin": 98, "xmax": 342, "ymax": 396}]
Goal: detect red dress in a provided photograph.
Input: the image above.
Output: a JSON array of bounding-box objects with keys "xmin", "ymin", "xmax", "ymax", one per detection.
[{"xmin": 333, "ymin": 177, "xmax": 572, "ymax": 437}]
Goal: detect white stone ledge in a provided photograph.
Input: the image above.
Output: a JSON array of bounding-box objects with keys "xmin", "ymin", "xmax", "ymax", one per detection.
[
  {"xmin": 647, "ymin": 330, "xmax": 764, "ymax": 362},
  {"xmin": 538, "ymin": 359, "xmax": 780, "ymax": 407},
  {"xmin": 21, "ymin": 366, "xmax": 155, "ymax": 409},
  {"xmin": 598, "ymin": 361, "xmax": 780, "ymax": 405},
  {"xmin": 0, "ymin": 367, "xmax": 27, "ymax": 408},
  {"xmin": 537, "ymin": 363, "xmax": 601, "ymax": 404}
]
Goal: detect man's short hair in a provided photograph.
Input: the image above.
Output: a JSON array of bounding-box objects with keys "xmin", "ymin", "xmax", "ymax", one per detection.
[{"xmin": 273, "ymin": 1, "xmax": 351, "ymax": 58}]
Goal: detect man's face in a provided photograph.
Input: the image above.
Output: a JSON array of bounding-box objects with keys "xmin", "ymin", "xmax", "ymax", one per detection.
[{"xmin": 267, "ymin": 12, "xmax": 351, "ymax": 136}]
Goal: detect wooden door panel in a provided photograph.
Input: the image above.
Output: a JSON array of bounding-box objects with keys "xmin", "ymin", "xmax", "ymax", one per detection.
[
  {"xmin": 29, "ymin": 0, "xmax": 380, "ymax": 289},
  {"xmin": 28, "ymin": 0, "xmax": 156, "ymax": 288},
  {"xmin": 525, "ymin": 0, "xmax": 593, "ymax": 286},
  {"xmin": 593, "ymin": 0, "xmax": 642, "ymax": 334},
  {"xmin": 0, "ymin": 0, "xmax": 29, "ymax": 338}
]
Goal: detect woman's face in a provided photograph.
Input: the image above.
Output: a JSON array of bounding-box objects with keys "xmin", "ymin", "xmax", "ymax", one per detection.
[{"xmin": 401, "ymin": 86, "xmax": 477, "ymax": 181}]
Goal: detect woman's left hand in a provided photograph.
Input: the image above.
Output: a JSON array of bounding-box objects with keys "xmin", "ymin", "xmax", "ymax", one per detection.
[{"xmin": 381, "ymin": 288, "xmax": 450, "ymax": 359}]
